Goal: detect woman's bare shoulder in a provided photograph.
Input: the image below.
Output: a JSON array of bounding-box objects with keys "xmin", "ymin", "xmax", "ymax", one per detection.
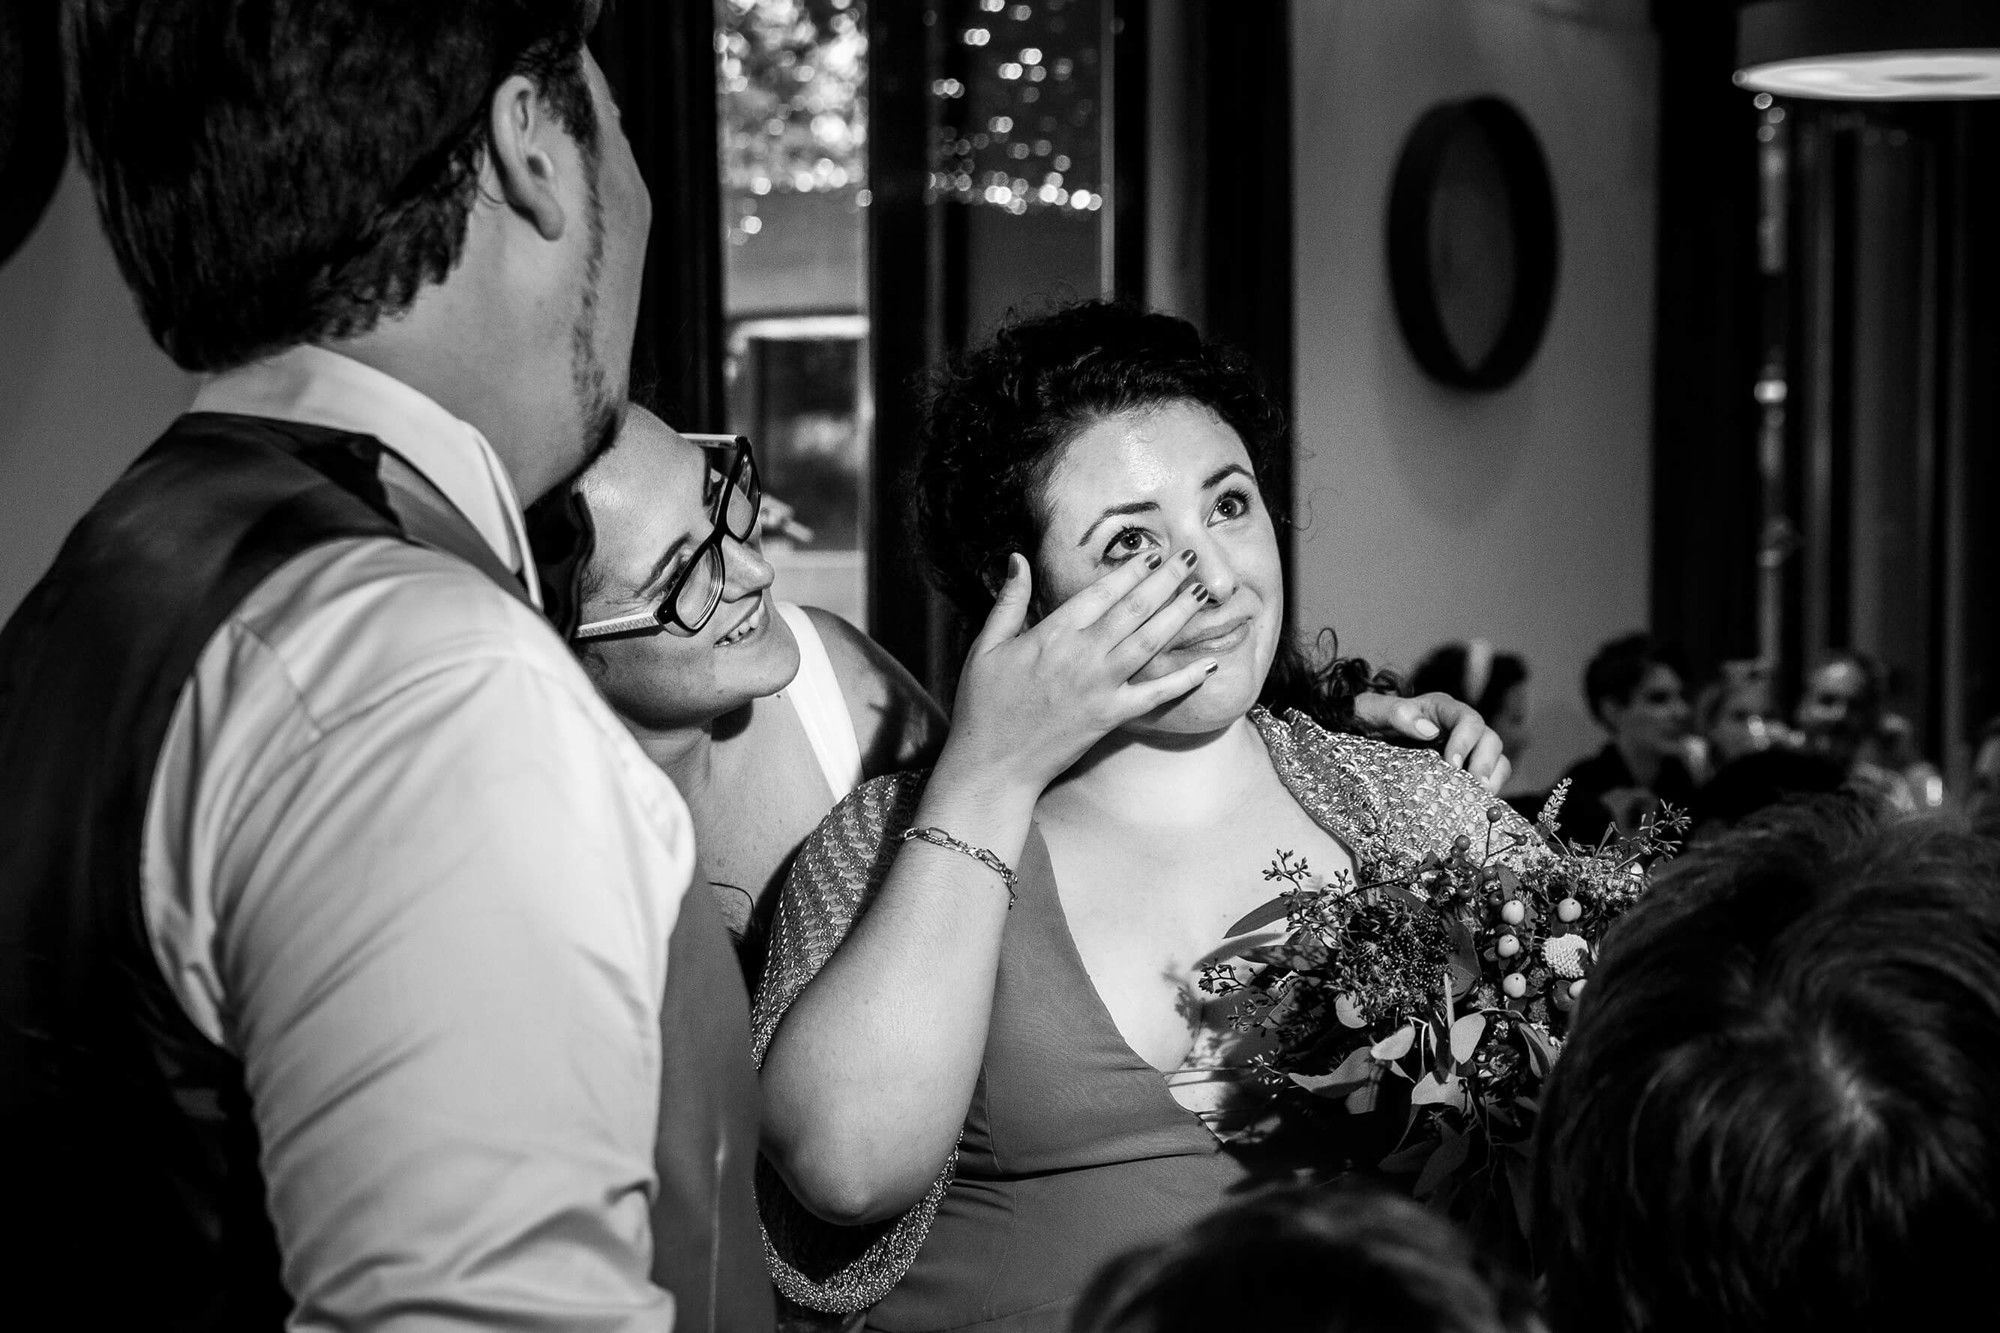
[{"xmin": 801, "ymin": 605, "xmax": 949, "ymax": 773}]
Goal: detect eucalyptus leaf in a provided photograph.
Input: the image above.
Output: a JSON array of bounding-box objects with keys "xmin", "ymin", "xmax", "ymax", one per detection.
[
  {"xmin": 1380, "ymin": 1139, "xmax": 1437, "ymax": 1174},
  {"xmin": 1224, "ymin": 895, "xmax": 1293, "ymax": 938},
  {"xmin": 1521, "ymin": 1023, "xmax": 1559, "ymax": 1080},
  {"xmin": 1505, "ymin": 1149, "xmax": 1536, "ymax": 1239},
  {"xmin": 1288, "ymin": 1046, "xmax": 1379, "ymax": 1099},
  {"xmin": 1371, "ymin": 1024, "xmax": 1418, "ymax": 1062},
  {"xmin": 1335, "ymin": 994, "xmax": 1368, "ymax": 1028},
  {"xmin": 1415, "ymin": 1125, "xmax": 1473, "ymax": 1199},
  {"xmin": 1379, "ymin": 884, "xmax": 1429, "ymax": 911},
  {"xmin": 1411, "ymin": 1071, "xmax": 1468, "ymax": 1109},
  {"xmin": 1449, "ymin": 1013, "xmax": 1489, "ymax": 1064},
  {"xmin": 1446, "ymin": 918, "xmax": 1481, "ymax": 999}
]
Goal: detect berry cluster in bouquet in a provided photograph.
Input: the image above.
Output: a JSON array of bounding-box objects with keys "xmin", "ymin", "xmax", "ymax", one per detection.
[{"xmin": 1198, "ymin": 781, "xmax": 1687, "ymax": 1259}]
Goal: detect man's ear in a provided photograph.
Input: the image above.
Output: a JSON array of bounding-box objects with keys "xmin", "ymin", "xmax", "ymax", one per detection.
[{"xmin": 487, "ymin": 74, "xmax": 569, "ymax": 242}]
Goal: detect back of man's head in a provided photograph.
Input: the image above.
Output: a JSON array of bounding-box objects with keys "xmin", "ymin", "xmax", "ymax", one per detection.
[
  {"xmin": 1073, "ymin": 1185, "xmax": 1538, "ymax": 1333},
  {"xmin": 66, "ymin": 0, "xmax": 600, "ymax": 371},
  {"xmin": 1536, "ymin": 803, "xmax": 2000, "ymax": 1332}
]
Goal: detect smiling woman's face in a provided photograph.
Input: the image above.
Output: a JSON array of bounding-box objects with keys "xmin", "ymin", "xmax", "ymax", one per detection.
[
  {"xmin": 575, "ymin": 407, "xmax": 800, "ymax": 732},
  {"xmin": 1032, "ymin": 401, "xmax": 1283, "ymax": 737}
]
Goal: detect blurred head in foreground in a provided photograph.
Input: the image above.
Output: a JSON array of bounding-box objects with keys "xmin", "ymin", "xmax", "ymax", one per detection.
[
  {"xmin": 1536, "ymin": 802, "xmax": 2000, "ymax": 1332},
  {"xmin": 1071, "ymin": 1184, "xmax": 1539, "ymax": 1333}
]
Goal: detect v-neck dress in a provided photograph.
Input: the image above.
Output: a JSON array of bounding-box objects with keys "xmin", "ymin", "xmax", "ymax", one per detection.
[
  {"xmin": 864, "ymin": 827, "xmax": 1245, "ymax": 1331},
  {"xmin": 750, "ymin": 708, "xmax": 1545, "ymax": 1332}
]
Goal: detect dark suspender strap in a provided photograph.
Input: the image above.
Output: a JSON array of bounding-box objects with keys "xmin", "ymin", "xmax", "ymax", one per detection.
[{"xmin": 374, "ymin": 451, "xmax": 536, "ymax": 611}]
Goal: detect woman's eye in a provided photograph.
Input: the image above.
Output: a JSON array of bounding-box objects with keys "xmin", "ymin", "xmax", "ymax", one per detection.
[
  {"xmin": 1212, "ymin": 489, "xmax": 1254, "ymax": 522},
  {"xmin": 1102, "ymin": 527, "xmax": 1157, "ymax": 562}
]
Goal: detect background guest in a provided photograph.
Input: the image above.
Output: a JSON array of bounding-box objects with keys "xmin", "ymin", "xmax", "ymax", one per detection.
[
  {"xmin": 1971, "ymin": 713, "xmax": 2000, "ymax": 832},
  {"xmin": 1071, "ymin": 1184, "xmax": 1541, "ymax": 1333},
  {"xmin": 1412, "ymin": 640, "xmax": 1537, "ymax": 819},
  {"xmin": 1411, "ymin": 640, "xmax": 1533, "ymax": 764},
  {"xmin": 1536, "ymin": 804, "xmax": 2000, "ymax": 1333},
  {"xmin": 1552, "ymin": 633, "xmax": 1695, "ymax": 846},
  {"xmin": 1796, "ymin": 650, "xmax": 1944, "ymax": 810},
  {"xmin": 1689, "ymin": 658, "xmax": 1786, "ymax": 780}
]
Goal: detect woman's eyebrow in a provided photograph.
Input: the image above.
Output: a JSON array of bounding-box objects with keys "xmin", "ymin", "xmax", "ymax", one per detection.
[
  {"xmin": 1202, "ymin": 462, "xmax": 1253, "ymax": 489},
  {"xmin": 1077, "ymin": 499, "xmax": 1159, "ymax": 547}
]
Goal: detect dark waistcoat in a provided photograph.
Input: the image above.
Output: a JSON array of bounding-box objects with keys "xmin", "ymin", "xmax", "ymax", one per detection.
[{"xmin": 0, "ymin": 412, "xmax": 772, "ymax": 1331}]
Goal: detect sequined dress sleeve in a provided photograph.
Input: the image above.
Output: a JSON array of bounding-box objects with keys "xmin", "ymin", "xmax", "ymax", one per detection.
[
  {"xmin": 748, "ymin": 769, "xmax": 955, "ymax": 1315},
  {"xmin": 1249, "ymin": 708, "xmax": 1549, "ymax": 880}
]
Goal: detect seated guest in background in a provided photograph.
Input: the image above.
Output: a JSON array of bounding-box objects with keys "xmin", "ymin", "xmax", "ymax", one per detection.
[
  {"xmin": 530, "ymin": 406, "xmax": 1510, "ymax": 975},
  {"xmin": 1972, "ymin": 714, "xmax": 2000, "ymax": 832},
  {"xmin": 1796, "ymin": 649, "xmax": 1944, "ymax": 810},
  {"xmin": 1690, "ymin": 658, "xmax": 1785, "ymax": 780},
  {"xmin": 752, "ymin": 302, "xmax": 1545, "ymax": 1332},
  {"xmin": 1535, "ymin": 804, "xmax": 2000, "ymax": 1333},
  {"xmin": 1411, "ymin": 640, "xmax": 1532, "ymax": 764},
  {"xmin": 1553, "ymin": 633, "xmax": 1695, "ymax": 845},
  {"xmin": 1071, "ymin": 1185, "xmax": 1541, "ymax": 1333}
]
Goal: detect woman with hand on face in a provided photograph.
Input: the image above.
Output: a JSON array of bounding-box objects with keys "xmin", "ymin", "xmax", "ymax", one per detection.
[
  {"xmin": 528, "ymin": 404, "xmax": 1503, "ymax": 977},
  {"xmin": 752, "ymin": 303, "xmax": 1543, "ymax": 1333}
]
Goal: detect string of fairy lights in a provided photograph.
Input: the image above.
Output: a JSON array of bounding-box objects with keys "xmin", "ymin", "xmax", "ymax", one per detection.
[{"xmin": 717, "ymin": 0, "xmax": 1105, "ymax": 245}]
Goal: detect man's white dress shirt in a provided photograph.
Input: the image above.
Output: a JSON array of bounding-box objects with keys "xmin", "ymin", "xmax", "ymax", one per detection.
[{"xmin": 141, "ymin": 346, "xmax": 692, "ymax": 1331}]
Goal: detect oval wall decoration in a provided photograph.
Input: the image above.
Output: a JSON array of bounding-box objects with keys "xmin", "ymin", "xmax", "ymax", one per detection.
[{"xmin": 1386, "ymin": 96, "xmax": 1559, "ymax": 391}]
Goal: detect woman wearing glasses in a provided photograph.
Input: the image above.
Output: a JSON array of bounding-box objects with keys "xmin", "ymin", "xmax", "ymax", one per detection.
[
  {"xmin": 529, "ymin": 405, "xmax": 1502, "ymax": 980},
  {"xmin": 528, "ymin": 405, "xmax": 946, "ymax": 972}
]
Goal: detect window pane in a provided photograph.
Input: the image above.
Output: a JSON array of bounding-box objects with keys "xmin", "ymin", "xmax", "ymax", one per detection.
[
  {"xmin": 717, "ymin": 0, "xmax": 871, "ymax": 625},
  {"xmin": 935, "ymin": 0, "xmax": 1109, "ymax": 331}
]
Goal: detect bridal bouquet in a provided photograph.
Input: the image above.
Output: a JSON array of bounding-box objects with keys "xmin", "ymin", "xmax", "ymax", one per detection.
[{"xmin": 1199, "ymin": 782, "xmax": 1686, "ymax": 1257}]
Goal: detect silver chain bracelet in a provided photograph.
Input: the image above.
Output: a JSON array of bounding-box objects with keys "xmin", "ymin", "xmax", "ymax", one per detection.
[{"xmin": 898, "ymin": 826, "xmax": 1020, "ymax": 908}]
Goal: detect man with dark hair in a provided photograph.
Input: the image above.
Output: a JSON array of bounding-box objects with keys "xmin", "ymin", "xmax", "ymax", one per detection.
[
  {"xmin": 0, "ymin": 5, "xmax": 768, "ymax": 1329},
  {"xmin": 1535, "ymin": 805, "xmax": 2000, "ymax": 1332},
  {"xmin": 1553, "ymin": 632, "xmax": 1695, "ymax": 845}
]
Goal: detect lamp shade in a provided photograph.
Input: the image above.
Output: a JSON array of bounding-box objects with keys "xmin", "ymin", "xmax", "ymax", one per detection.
[{"xmin": 1737, "ymin": 0, "xmax": 2000, "ymax": 100}]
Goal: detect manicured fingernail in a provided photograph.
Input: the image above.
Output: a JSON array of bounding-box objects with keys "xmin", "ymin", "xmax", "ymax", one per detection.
[
  {"xmin": 1147, "ymin": 553, "xmax": 1163, "ymax": 570},
  {"xmin": 1204, "ymin": 660, "xmax": 1220, "ymax": 675},
  {"xmin": 1414, "ymin": 719, "xmax": 1440, "ymax": 739},
  {"xmin": 1181, "ymin": 549, "xmax": 1199, "ymax": 567},
  {"xmin": 1188, "ymin": 581, "xmax": 1207, "ymax": 600}
]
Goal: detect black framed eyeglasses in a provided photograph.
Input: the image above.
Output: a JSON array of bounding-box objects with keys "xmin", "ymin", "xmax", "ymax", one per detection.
[{"xmin": 573, "ymin": 434, "xmax": 762, "ymax": 641}]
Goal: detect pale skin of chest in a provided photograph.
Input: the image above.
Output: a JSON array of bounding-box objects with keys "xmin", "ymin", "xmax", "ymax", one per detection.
[{"xmin": 1039, "ymin": 759, "xmax": 1355, "ymax": 1074}]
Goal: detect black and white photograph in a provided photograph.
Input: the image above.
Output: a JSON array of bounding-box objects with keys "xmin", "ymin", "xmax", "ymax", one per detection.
[{"xmin": 3, "ymin": 1, "xmax": 1998, "ymax": 1330}]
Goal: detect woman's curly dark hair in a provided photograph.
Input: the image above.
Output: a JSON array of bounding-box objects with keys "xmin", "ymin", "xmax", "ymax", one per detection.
[{"xmin": 911, "ymin": 299, "xmax": 1389, "ymax": 732}]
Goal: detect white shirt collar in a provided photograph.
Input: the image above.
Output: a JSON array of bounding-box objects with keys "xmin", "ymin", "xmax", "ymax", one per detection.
[{"xmin": 190, "ymin": 345, "xmax": 540, "ymax": 609}]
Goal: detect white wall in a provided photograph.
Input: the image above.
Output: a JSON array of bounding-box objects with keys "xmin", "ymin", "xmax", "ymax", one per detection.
[
  {"xmin": 1290, "ymin": 0, "xmax": 1658, "ymax": 793},
  {"xmin": 0, "ymin": 166, "xmax": 196, "ymax": 619}
]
